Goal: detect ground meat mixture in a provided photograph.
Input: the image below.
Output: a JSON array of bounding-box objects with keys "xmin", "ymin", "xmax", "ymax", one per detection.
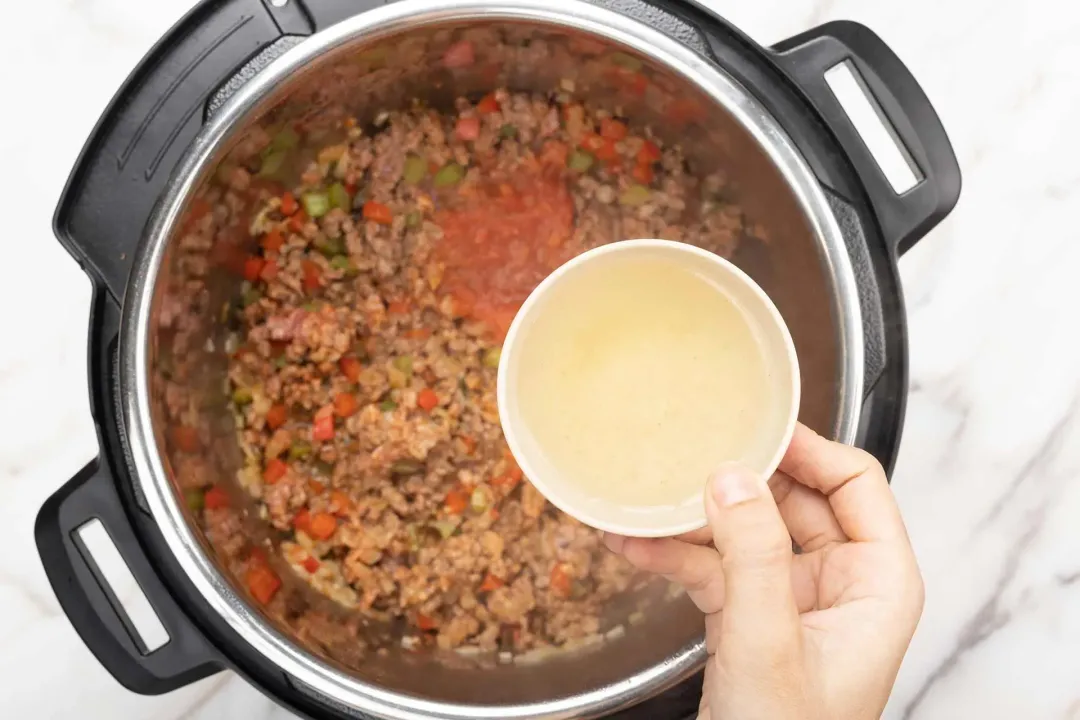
[{"xmin": 176, "ymin": 85, "xmax": 745, "ymax": 656}]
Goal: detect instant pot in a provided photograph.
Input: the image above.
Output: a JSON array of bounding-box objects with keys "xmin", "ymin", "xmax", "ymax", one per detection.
[{"xmin": 35, "ymin": 0, "xmax": 960, "ymax": 718}]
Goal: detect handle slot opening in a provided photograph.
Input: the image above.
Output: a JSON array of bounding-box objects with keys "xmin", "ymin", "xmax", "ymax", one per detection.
[
  {"xmin": 74, "ymin": 520, "xmax": 170, "ymax": 654},
  {"xmin": 824, "ymin": 60, "xmax": 922, "ymax": 194}
]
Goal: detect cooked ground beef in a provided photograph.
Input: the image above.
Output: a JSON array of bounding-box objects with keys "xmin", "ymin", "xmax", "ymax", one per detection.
[{"xmin": 175, "ymin": 86, "xmax": 744, "ymax": 655}]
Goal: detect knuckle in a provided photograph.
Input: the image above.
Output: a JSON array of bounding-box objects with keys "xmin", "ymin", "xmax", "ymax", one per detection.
[
  {"xmin": 723, "ymin": 530, "xmax": 792, "ymax": 570},
  {"xmin": 623, "ymin": 538, "xmax": 673, "ymax": 574},
  {"xmin": 851, "ymin": 447, "xmax": 887, "ymax": 482}
]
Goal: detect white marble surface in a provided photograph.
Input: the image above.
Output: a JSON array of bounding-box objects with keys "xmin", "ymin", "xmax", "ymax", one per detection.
[{"xmin": 3, "ymin": 0, "xmax": 1079, "ymax": 717}]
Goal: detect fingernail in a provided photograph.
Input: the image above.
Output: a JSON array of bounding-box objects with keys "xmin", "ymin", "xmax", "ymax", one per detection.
[
  {"xmin": 709, "ymin": 465, "xmax": 759, "ymax": 507},
  {"xmin": 602, "ymin": 532, "xmax": 626, "ymax": 554}
]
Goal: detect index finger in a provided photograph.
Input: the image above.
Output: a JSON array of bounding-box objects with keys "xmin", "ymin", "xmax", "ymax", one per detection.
[{"xmin": 778, "ymin": 423, "xmax": 908, "ymax": 543}]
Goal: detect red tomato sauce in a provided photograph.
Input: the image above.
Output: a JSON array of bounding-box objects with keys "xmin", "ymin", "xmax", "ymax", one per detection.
[{"xmin": 433, "ymin": 162, "xmax": 575, "ymax": 339}]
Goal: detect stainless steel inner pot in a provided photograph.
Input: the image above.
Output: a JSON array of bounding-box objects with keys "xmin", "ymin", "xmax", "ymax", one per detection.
[{"xmin": 120, "ymin": 0, "xmax": 863, "ymax": 717}]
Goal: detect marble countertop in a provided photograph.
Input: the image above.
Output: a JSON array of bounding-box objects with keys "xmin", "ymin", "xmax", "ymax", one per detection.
[{"xmin": 3, "ymin": 0, "xmax": 1078, "ymax": 717}]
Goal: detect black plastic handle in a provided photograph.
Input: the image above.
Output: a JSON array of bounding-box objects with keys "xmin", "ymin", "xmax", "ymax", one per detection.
[
  {"xmin": 53, "ymin": 0, "xmax": 402, "ymax": 304},
  {"xmin": 54, "ymin": 0, "xmax": 287, "ymax": 303},
  {"xmin": 35, "ymin": 459, "xmax": 222, "ymax": 694},
  {"xmin": 772, "ymin": 21, "xmax": 961, "ymax": 256}
]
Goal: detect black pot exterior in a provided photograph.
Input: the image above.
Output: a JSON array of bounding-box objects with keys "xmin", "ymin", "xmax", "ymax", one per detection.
[{"xmin": 37, "ymin": 0, "xmax": 959, "ymax": 718}]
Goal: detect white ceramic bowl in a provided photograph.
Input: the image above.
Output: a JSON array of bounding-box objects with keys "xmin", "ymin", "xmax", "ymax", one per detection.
[{"xmin": 497, "ymin": 239, "xmax": 801, "ymax": 537}]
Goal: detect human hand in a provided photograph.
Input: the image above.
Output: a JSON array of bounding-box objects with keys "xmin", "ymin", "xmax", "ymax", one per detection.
[{"xmin": 604, "ymin": 423, "xmax": 924, "ymax": 720}]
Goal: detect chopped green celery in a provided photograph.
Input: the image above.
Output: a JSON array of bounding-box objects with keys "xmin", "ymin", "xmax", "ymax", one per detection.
[
  {"xmin": 379, "ymin": 398, "xmax": 398, "ymax": 412},
  {"xmin": 390, "ymin": 458, "xmax": 425, "ymax": 476},
  {"xmin": 330, "ymin": 255, "xmax": 354, "ymax": 272},
  {"xmin": 431, "ymin": 520, "xmax": 457, "ymax": 539},
  {"xmin": 274, "ymin": 356, "xmax": 289, "ymax": 369},
  {"xmin": 315, "ymin": 235, "xmax": 345, "ymax": 257},
  {"xmin": 499, "ymin": 124, "xmax": 518, "ymax": 139},
  {"xmin": 259, "ymin": 149, "xmax": 287, "ymax": 178},
  {"xmin": 618, "ymin": 184, "xmax": 650, "ymax": 207},
  {"xmin": 288, "ymin": 440, "xmax": 312, "ymax": 461},
  {"xmin": 232, "ymin": 387, "xmax": 254, "ymax": 405},
  {"xmin": 482, "ymin": 346, "xmax": 502, "ymax": 368},
  {"xmin": 271, "ymin": 126, "xmax": 300, "ymax": 151},
  {"xmin": 184, "ymin": 488, "xmax": 205, "ymax": 512},
  {"xmin": 405, "ymin": 211, "xmax": 422, "ymax": 228},
  {"xmin": 567, "ymin": 150, "xmax": 595, "ymax": 173},
  {"xmin": 157, "ymin": 353, "xmax": 175, "ymax": 380},
  {"xmin": 403, "ymin": 155, "xmax": 427, "ymax": 184},
  {"xmin": 301, "ymin": 191, "xmax": 331, "ymax": 218},
  {"xmin": 313, "ymin": 459, "xmax": 334, "ymax": 476},
  {"xmin": 433, "ymin": 163, "xmax": 464, "ymax": 187},
  {"xmin": 329, "ymin": 182, "xmax": 351, "ymax": 211},
  {"xmin": 392, "ymin": 355, "xmax": 413, "ymax": 374},
  {"xmin": 608, "ymin": 52, "xmax": 643, "ymax": 71},
  {"xmin": 241, "ymin": 287, "xmax": 263, "ymax": 307},
  {"xmin": 470, "ymin": 487, "xmax": 490, "ymax": 513},
  {"xmin": 357, "ymin": 47, "xmax": 388, "ymax": 68}
]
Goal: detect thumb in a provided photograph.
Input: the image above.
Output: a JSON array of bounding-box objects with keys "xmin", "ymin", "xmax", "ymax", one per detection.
[{"xmin": 706, "ymin": 464, "xmax": 801, "ymax": 656}]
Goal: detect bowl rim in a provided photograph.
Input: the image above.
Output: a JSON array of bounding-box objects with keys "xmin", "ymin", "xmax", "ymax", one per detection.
[{"xmin": 119, "ymin": 1, "xmax": 864, "ymax": 717}]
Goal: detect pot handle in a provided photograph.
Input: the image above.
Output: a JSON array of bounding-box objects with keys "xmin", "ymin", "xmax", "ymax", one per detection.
[
  {"xmin": 772, "ymin": 21, "xmax": 961, "ymax": 256},
  {"xmin": 35, "ymin": 459, "xmax": 222, "ymax": 694},
  {"xmin": 53, "ymin": 0, "xmax": 290, "ymax": 304}
]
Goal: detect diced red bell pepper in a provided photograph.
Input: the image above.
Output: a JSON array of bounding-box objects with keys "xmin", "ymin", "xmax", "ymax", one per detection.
[
  {"xmin": 637, "ymin": 140, "xmax": 661, "ymax": 164},
  {"xmin": 333, "ymin": 392, "xmax": 358, "ymax": 418},
  {"xmin": 312, "ymin": 413, "xmax": 334, "ymax": 442},
  {"xmin": 550, "ymin": 564, "xmax": 572, "ymax": 598},
  {"xmin": 308, "ymin": 511, "xmax": 338, "ymax": 540},
  {"xmin": 417, "ymin": 388, "xmax": 439, "ymax": 412},
  {"xmin": 261, "ymin": 229, "xmax": 285, "ymax": 253},
  {"xmin": 599, "ymin": 118, "xmax": 628, "ymax": 140},
  {"xmin": 246, "ymin": 564, "xmax": 281, "ymax": 605},
  {"xmin": 263, "ymin": 458, "xmax": 288, "ymax": 484},
  {"xmin": 260, "ymin": 258, "xmax": 279, "ymax": 281},
  {"xmin": 477, "ymin": 93, "xmax": 500, "ymax": 115},
  {"xmin": 293, "ymin": 508, "xmax": 312, "ymax": 535},
  {"xmin": 203, "ymin": 486, "xmax": 229, "ymax": 510},
  {"xmin": 280, "ymin": 192, "xmax": 299, "ymax": 216},
  {"xmin": 362, "ymin": 201, "xmax": 393, "ymax": 225},
  {"xmin": 339, "ymin": 356, "xmax": 362, "ymax": 382},
  {"xmin": 266, "ymin": 403, "xmax": 288, "ymax": 430},
  {"xmin": 444, "ymin": 488, "xmax": 468, "ymax": 515},
  {"xmin": 171, "ymin": 425, "xmax": 200, "ymax": 453},
  {"xmin": 479, "ymin": 573, "xmax": 505, "ymax": 592},
  {"xmin": 302, "ymin": 260, "xmax": 321, "ymax": 291},
  {"xmin": 631, "ymin": 162, "xmax": 654, "ymax": 185},
  {"xmin": 287, "ymin": 210, "xmax": 307, "ymax": 233},
  {"xmin": 330, "ymin": 490, "xmax": 353, "ymax": 516},
  {"xmin": 243, "ymin": 256, "xmax": 266, "ymax": 282},
  {"xmin": 455, "ymin": 116, "xmax": 481, "ymax": 141}
]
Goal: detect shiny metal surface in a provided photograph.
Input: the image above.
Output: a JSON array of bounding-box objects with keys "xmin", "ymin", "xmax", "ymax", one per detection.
[{"xmin": 119, "ymin": 0, "xmax": 864, "ymax": 717}]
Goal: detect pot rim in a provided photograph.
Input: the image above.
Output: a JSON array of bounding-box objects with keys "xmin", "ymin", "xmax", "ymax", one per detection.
[{"xmin": 119, "ymin": 1, "xmax": 864, "ymax": 717}]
